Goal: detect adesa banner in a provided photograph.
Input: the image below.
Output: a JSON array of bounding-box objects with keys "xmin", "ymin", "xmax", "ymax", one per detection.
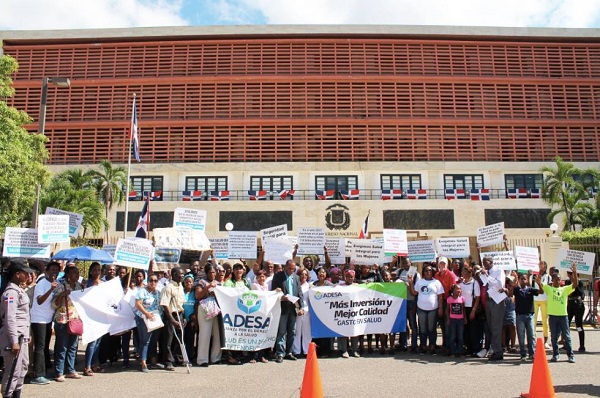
[
  {"xmin": 309, "ymin": 283, "xmax": 407, "ymax": 338},
  {"xmin": 214, "ymin": 287, "xmax": 282, "ymax": 351}
]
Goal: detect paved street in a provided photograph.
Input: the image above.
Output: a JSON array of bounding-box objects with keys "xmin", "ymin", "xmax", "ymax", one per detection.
[{"xmin": 21, "ymin": 327, "xmax": 600, "ymax": 398}]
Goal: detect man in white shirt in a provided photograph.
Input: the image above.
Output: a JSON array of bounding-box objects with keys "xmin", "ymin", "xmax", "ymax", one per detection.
[{"xmin": 480, "ymin": 255, "xmax": 508, "ymax": 361}]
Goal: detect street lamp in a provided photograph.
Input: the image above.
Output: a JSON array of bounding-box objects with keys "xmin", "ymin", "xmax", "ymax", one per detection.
[{"xmin": 32, "ymin": 76, "xmax": 71, "ymax": 228}]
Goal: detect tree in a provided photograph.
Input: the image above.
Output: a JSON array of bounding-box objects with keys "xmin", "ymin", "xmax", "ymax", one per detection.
[
  {"xmin": 89, "ymin": 160, "xmax": 126, "ymax": 239},
  {"xmin": 0, "ymin": 51, "xmax": 50, "ymax": 231},
  {"xmin": 541, "ymin": 157, "xmax": 585, "ymax": 231}
]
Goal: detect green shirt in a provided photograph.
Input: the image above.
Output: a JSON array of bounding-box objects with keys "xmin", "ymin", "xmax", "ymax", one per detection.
[{"xmin": 543, "ymin": 284, "xmax": 574, "ymax": 316}]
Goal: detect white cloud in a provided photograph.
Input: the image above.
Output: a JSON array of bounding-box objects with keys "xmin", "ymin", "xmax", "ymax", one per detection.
[{"xmin": 0, "ymin": 0, "xmax": 187, "ymax": 30}]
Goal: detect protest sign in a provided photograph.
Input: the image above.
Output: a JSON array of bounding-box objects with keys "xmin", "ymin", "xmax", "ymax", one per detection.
[
  {"xmin": 263, "ymin": 236, "xmax": 295, "ymax": 264},
  {"xmin": 514, "ymin": 246, "xmax": 540, "ymax": 272},
  {"xmin": 214, "ymin": 287, "xmax": 282, "ymax": 351},
  {"xmin": 479, "ymin": 251, "xmax": 516, "ymax": 271},
  {"xmin": 383, "ymin": 229, "xmax": 408, "ymax": 256},
  {"xmin": 228, "ymin": 231, "xmax": 257, "ymax": 259},
  {"xmin": 309, "ymin": 283, "xmax": 407, "ymax": 338},
  {"xmin": 297, "ymin": 227, "xmax": 326, "ymax": 255},
  {"xmin": 209, "ymin": 238, "xmax": 229, "ymax": 259},
  {"xmin": 114, "ymin": 238, "xmax": 154, "ymax": 270},
  {"xmin": 260, "ymin": 224, "xmax": 288, "ymax": 242},
  {"xmin": 45, "ymin": 207, "xmax": 84, "ymax": 237},
  {"xmin": 38, "ymin": 214, "xmax": 70, "ymax": 244},
  {"xmin": 153, "ymin": 227, "xmax": 211, "ymax": 251},
  {"xmin": 347, "ymin": 239, "xmax": 386, "ymax": 265},
  {"xmin": 2, "ymin": 227, "xmax": 51, "ymax": 259},
  {"xmin": 320, "ymin": 238, "xmax": 346, "ymax": 265},
  {"xmin": 435, "ymin": 237, "xmax": 470, "ymax": 258},
  {"xmin": 476, "ymin": 222, "xmax": 505, "ymax": 248},
  {"xmin": 173, "ymin": 207, "xmax": 207, "ymax": 231},
  {"xmin": 101, "ymin": 244, "xmax": 117, "ymax": 258},
  {"xmin": 407, "ymin": 240, "xmax": 437, "ymax": 263},
  {"xmin": 556, "ymin": 248, "xmax": 595, "ymax": 275}
]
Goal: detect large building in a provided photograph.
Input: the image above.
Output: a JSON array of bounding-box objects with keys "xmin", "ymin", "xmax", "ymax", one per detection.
[{"xmin": 1, "ymin": 25, "xmax": 599, "ymax": 243}]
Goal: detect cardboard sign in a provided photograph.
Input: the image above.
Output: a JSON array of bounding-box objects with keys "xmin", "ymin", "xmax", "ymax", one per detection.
[
  {"xmin": 556, "ymin": 248, "xmax": 595, "ymax": 275},
  {"xmin": 479, "ymin": 251, "xmax": 516, "ymax": 271},
  {"xmin": 260, "ymin": 224, "xmax": 288, "ymax": 242},
  {"xmin": 435, "ymin": 237, "xmax": 470, "ymax": 258},
  {"xmin": 476, "ymin": 222, "xmax": 505, "ymax": 248},
  {"xmin": 347, "ymin": 239, "xmax": 386, "ymax": 265},
  {"xmin": 173, "ymin": 208, "xmax": 207, "ymax": 231},
  {"xmin": 45, "ymin": 207, "xmax": 84, "ymax": 237},
  {"xmin": 153, "ymin": 227, "xmax": 211, "ymax": 251},
  {"xmin": 263, "ymin": 236, "xmax": 296, "ymax": 265},
  {"xmin": 228, "ymin": 231, "xmax": 257, "ymax": 259},
  {"xmin": 114, "ymin": 238, "xmax": 154, "ymax": 270},
  {"xmin": 383, "ymin": 229, "xmax": 408, "ymax": 256},
  {"xmin": 209, "ymin": 238, "xmax": 229, "ymax": 259},
  {"xmin": 407, "ymin": 240, "xmax": 437, "ymax": 263},
  {"xmin": 38, "ymin": 214, "xmax": 70, "ymax": 244},
  {"xmin": 2, "ymin": 227, "xmax": 51, "ymax": 259},
  {"xmin": 320, "ymin": 238, "xmax": 346, "ymax": 265},
  {"xmin": 297, "ymin": 227, "xmax": 326, "ymax": 255},
  {"xmin": 514, "ymin": 246, "xmax": 540, "ymax": 272}
]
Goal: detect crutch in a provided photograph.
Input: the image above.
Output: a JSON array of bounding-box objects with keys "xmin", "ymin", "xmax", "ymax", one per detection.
[{"xmin": 172, "ymin": 310, "xmax": 191, "ymax": 374}]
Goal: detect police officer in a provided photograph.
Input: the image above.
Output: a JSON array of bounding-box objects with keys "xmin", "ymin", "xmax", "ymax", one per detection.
[{"xmin": 0, "ymin": 258, "xmax": 34, "ymax": 398}]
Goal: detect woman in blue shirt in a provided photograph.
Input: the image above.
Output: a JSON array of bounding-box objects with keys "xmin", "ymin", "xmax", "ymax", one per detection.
[{"xmin": 134, "ymin": 275, "xmax": 163, "ymax": 372}]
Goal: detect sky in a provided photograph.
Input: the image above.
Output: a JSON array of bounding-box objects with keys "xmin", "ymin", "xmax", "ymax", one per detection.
[{"xmin": 1, "ymin": 0, "xmax": 600, "ymax": 31}]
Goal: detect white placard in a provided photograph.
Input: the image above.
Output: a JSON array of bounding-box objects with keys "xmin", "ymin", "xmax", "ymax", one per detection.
[
  {"xmin": 263, "ymin": 236, "xmax": 296, "ymax": 265},
  {"xmin": 476, "ymin": 222, "xmax": 505, "ymax": 248},
  {"xmin": 383, "ymin": 229, "xmax": 408, "ymax": 256},
  {"xmin": 556, "ymin": 248, "xmax": 595, "ymax": 275},
  {"xmin": 37, "ymin": 214, "xmax": 70, "ymax": 244},
  {"xmin": 153, "ymin": 227, "xmax": 211, "ymax": 251},
  {"xmin": 114, "ymin": 238, "xmax": 154, "ymax": 270},
  {"xmin": 228, "ymin": 231, "xmax": 258, "ymax": 259},
  {"xmin": 347, "ymin": 239, "xmax": 386, "ymax": 265},
  {"xmin": 102, "ymin": 244, "xmax": 117, "ymax": 257},
  {"xmin": 321, "ymin": 238, "xmax": 346, "ymax": 265},
  {"xmin": 2, "ymin": 227, "xmax": 51, "ymax": 258},
  {"xmin": 297, "ymin": 227, "xmax": 326, "ymax": 255},
  {"xmin": 45, "ymin": 207, "xmax": 84, "ymax": 237},
  {"xmin": 514, "ymin": 246, "xmax": 540, "ymax": 272},
  {"xmin": 209, "ymin": 238, "xmax": 229, "ymax": 259},
  {"xmin": 260, "ymin": 224, "xmax": 288, "ymax": 242},
  {"xmin": 407, "ymin": 240, "xmax": 437, "ymax": 263},
  {"xmin": 173, "ymin": 208, "xmax": 207, "ymax": 231},
  {"xmin": 435, "ymin": 237, "xmax": 470, "ymax": 258},
  {"xmin": 479, "ymin": 251, "xmax": 517, "ymax": 271}
]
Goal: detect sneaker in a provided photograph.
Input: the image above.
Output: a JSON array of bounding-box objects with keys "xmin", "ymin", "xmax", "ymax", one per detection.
[
  {"xmin": 544, "ymin": 343, "xmax": 552, "ymax": 349},
  {"xmin": 520, "ymin": 355, "xmax": 527, "ymax": 361},
  {"xmin": 578, "ymin": 347, "xmax": 586, "ymax": 352},
  {"xmin": 55, "ymin": 375, "xmax": 65, "ymax": 382},
  {"xmin": 30, "ymin": 376, "xmax": 50, "ymax": 385},
  {"xmin": 477, "ymin": 349, "xmax": 488, "ymax": 358},
  {"xmin": 568, "ymin": 356, "xmax": 575, "ymax": 363},
  {"xmin": 352, "ymin": 351, "xmax": 361, "ymax": 358},
  {"xmin": 275, "ymin": 356, "xmax": 283, "ymax": 363},
  {"xmin": 528, "ymin": 355, "xmax": 534, "ymax": 361},
  {"xmin": 341, "ymin": 352, "xmax": 349, "ymax": 359},
  {"xmin": 550, "ymin": 355, "xmax": 559, "ymax": 362}
]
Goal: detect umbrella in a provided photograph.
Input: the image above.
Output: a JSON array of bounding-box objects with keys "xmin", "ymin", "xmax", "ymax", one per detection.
[{"xmin": 52, "ymin": 246, "xmax": 114, "ymax": 263}]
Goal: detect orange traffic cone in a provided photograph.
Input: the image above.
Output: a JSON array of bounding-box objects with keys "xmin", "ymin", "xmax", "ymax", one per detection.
[
  {"xmin": 521, "ymin": 337, "xmax": 557, "ymax": 398},
  {"xmin": 300, "ymin": 342, "xmax": 324, "ymax": 398}
]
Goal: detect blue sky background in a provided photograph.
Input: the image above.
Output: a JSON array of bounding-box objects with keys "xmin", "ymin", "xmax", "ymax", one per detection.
[{"xmin": 1, "ymin": 0, "xmax": 599, "ymax": 30}]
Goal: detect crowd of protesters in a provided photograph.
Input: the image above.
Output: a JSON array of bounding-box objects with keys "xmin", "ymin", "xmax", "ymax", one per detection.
[{"xmin": 0, "ymin": 244, "xmax": 592, "ymax": 392}]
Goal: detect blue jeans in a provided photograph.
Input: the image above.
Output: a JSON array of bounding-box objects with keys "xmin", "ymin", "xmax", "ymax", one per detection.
[
  {"xmin": 448, "ymin": 318, "xmax": 464, "ymax": 354},
  {"xmin": 400, "ymin": 300, "xmax": 418, "ymax": 349},
  {"xmin": 516, "ymin": 313, "xmax": 536, "ymax": 357},
  {"xmin": 549, "ymin": 315, "xmax": 573, "ymax": 357},
  {"xmin": 54, "ymin": 322, "xmax": 79, "ymax": 376},
  {"xmin": 135, "ymin": 315, "xmax": 159, "ymax": 362},
  {"xmin": 84, "ymin": 337, "xmax": 101, "ymax": 368},
  {"xmin": 275, "ymin": 307, "xmax": 297, "ymax": 357},
  {"xmin": 417, "ymin": 308, "xmax": 438, "ymax": 348}
]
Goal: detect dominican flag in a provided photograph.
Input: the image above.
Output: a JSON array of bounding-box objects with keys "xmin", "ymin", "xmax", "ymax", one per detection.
[
  {"xmin": 315, "ymin": 189, "xmax": 335, "ymax": 200},
  {"xmin": 143, "ymin": 191, "xmax": 162, "ymax": 201},
  {"xmin": 470, "ymin": 188, "xmax": 490, "ymax": 201},
  {"xmin": 210, "ymin": 191, "xmax": 230, "ymax": 201},
  {"xmin": 445, "ymin": 189, "xmax": 465, "ymax": 200},
  {"xmin": 530, "ymin": 188, "xmax": 542, "ymax": 199},
  {"xmin": 135, "ymin": 194, "xmax": 150, "ymax": 239},
  {"xmin": 507, "ymin": 188, "xmax": 528, "ymax": 199},
  {"xmin": 381, "ymin": 189, "xmax": 402, "ymax": 200},
  {"xmin": 359, "ymin": 212, "xmax": 370, "ymax": 239},
  {"xmin": 405, "ymin": 189, "xmax": 427, "ymax": 199},
  {"xmin": 278, "ymin": 189, "xmax": 295, "ymax": 200},
  {"xmin": 340, "ymin": 189, "xmax": 360, "ymax": 200},
  {"xmin": 128, "ymin": 191, "xmax": 139, "ymax": 201},
  {"xmin": 130, "ymin": 98, "xmax": 140, "ymax": 162},
  {"xmin": 248, "ymin": 190, "xmax": 268, "ymax": 200},
  {"xmin": 417, "ymin": 189, "xmax": 428, "ymax": 199},
  {"xmin": 182, "ymin": 190, "xmax": 203, "ymax": 201}
]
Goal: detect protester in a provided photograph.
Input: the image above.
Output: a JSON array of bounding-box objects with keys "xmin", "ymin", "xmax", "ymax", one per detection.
[
  {"xmin": 83, "ymin": 262, "xmax": 103, "ymax": 376},
  {"xmin": 159, "ymin": 267, "xmax": 185, "ymax": 371},
  {"xmin": 459, "ymin": 265, "xmax": 480, "ymax": 356},
  {"xmin": 312, "ymin": 268, "xmax": 333, "ymax": 358},
  {"xmin": 534, "ymin": 260, "xmax": 551, "ymax": 349},
  {"xmin": 513, "ymin": 271, "xmax": 542, "ymax": 360},
  {"xmin": 397, "ymin": 257, "xmax": 419, "ymax": 353},
  {"xmin": 338, "ymin": 270, "xmax": 359, "ymax": 358},
  {"xmin": 565, "ymin": 269, "xmax": 586, "ymax": 352},
  {"xmin": 501, "ymin": 277, "xmax": 516, "ymax": 353},
  {"xmin": 293, "ymin": 268, "xmax": 311, "ymax": 358},
  {"xmin": 409, "ymin": 264, "xmax": 444, "ymax": 355},
  {"xmin": 434, "ymin": 257, "xmax": 457, "ymax": 353},
  {"xmin": 134, "ymin": 274, "xmax": 163, "ymax": 372},
  {"xmin": 196, "ymin": 264, "xmax": 223, "ymax": 367},
  {"xmin": 446, "ymin": 284, "xmax": 466, "ymax": 358},
  {"xmin": 271, "ymin": 259, "xmax": 302, "ymax": 363},
  {"xmin": 378, "ymin": 269, "xmax": 395, "ymax": 355},
  {"xmin": 480, "ymin": 255, "xmax": 507, "ymax": 361},
  {"xmin": 250, "ymin": 269, "xmax": 271, "ymax": 363},
  {"xmin": 182, "ymin": 275, "xmax": 197, "ymax": 365}
]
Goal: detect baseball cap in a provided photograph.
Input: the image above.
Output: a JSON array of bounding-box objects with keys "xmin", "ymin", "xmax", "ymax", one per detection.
[
  {"xmin": 9, "ymin": 258, "xmax": 35, "ymax": 274},
  {"xmin": 437, "ymin": 257, "xmax": 448, "ymax": 264}
]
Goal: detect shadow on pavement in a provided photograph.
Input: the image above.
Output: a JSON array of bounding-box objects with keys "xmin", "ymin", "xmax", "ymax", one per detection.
[{"xmin": 554, "ymin": 384, "xmax": 600, "ymax": 397}]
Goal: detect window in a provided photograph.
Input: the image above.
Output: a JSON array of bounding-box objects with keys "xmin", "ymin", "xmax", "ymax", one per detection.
[
  {"xmin": 315, "ymin": 175, "xmax": 358, "ymax": 200},
  {"xmin": 381, "ymin": 174, "xmax": 421, "ymax": 191},
  {"xmin": 444, "ymin": 174, "xmax": 483, "ymax": 190},
  {"xmin": 250, "ymin": 176, "xmax": 293, "ymax": 200},
  {"xmin": 186, "ymin": 176, "xmax": 228, "ymax": 194},
  {"xmin": 505, "ymin": 174, "xmax": 543, "ymax": 190},
  {"xmin": 130, "ymin": 176, "xmax": 163, "ymax": 201}
]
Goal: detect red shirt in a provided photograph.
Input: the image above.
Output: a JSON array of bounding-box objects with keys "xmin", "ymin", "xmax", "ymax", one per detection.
[{"xmin": 435, "ymin": 270, "xmax": 458, "ymax": 300}]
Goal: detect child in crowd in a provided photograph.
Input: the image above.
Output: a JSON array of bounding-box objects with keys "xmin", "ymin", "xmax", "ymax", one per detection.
[{"xmin": 446, "ymin": 284, "xmax": 466, "ymax": 358}]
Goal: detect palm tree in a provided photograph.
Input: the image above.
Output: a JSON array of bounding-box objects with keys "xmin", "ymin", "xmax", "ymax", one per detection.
[
  {"xmin": 89, "ymin": 160, "xmax": 127, "ymax": 239},
  {"xmin": 541, "ymin": 157, "xmax": 585, "ymax": 231}
]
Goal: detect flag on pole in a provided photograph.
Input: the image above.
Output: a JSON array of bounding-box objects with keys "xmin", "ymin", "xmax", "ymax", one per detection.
[
  {"xmin": 359, "ymin": 211, "xmax": 370, "ymax": 239},
  {"xmin": 135, "ymin": 194, "xmax": 150, "ymax": 239},
  {"xmin": 130, "ymin": 98, "xmax": 140, "ymax": 163}
]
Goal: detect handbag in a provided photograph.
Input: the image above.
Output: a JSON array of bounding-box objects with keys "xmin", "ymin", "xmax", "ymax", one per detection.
[
  {"xmin": 65, "ymin": 293, "xmax": 84, "ymax": 336},
  {"xmin": 199, "ymin": 296, "xmax": 221, "ymax": 320}
]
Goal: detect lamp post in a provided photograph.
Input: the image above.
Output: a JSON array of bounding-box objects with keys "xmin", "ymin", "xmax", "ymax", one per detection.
[{"xmin": 31, "ymin": 76, "xmax": 71, "ymax": 228}]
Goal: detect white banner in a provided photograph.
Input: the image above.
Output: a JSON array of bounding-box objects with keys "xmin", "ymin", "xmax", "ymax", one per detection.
[
  {"xmin": 407, "ymin": 240, "xmax": 437, "ymax": 263},
  {"xmin": 308, "ymin": 284, "xmax": 407, "ymax": 338},
  {"xmin": 45, "ymin": 207, "xmax": 84, "ymax": 237},
  {"xmin": 2, "ymin": 227, "xmax": 51, "ymax": 258},
  {"xmin": 479, "ymin": 251, "xmax": 516, "ymax": 271},
  {"xmin": 214, "ymin": 287, "xmax": 282, "ymax": 351},
  {"xmin": 263, "ymin": 236, "xmax": 296, "ymax": 265},
  {"xmin": 114, "ymin": 238, "xmax": 154, "ymax": 270},
  {"xmin": 173, "ymin": 208, "xmax": 207, "ymax": 231},
  {"xmin": 383, "ymin": 229, "xmax": 408, "ymax": 256},
  {"xmin": 260, "ymin": 224, "xmax": 288, "ymax": 242},
  {"xmin": 476, "ymin": 222, "xmax": 505, "ymax": 248},
  {"xmin": 514, "ymin": 246, "xmax": 540, "ymax": 272},
  {"xmin": 38, "ymin": 214, "xmax": 70, "ymax": 244},
  {"xmin": 70, "ymin": 278, "xmax": 136, "ymax": 345},
  {"xmin": 297, "ymin": 227, "xmax": 326, "ymax": 255},
  {"xmin": 435, "ymin": 237, "xmax": 470, "ymax": 258},
  {"xmin": 347, "ymin": 239, "xmax": 386, "ymax": 265},
  {"xmin": 557, "ymin": 248, "xmax": 595, "ymax": 275},
  {"xmin": 228, "ymin": 231, "xmax": 257, "ymax": 259}
]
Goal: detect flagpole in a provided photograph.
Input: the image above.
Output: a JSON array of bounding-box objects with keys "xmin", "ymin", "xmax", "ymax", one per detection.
[{"xmin": 123, "ymin": 93, "xmax": 136, "ymax": 239}]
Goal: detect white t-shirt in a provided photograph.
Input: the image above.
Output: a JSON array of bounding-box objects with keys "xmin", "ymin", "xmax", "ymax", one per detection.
[
  {"xmin": 30, "ymin": 278, "xmax": 56, "ymax": 323},
  {"xmin": 414, "ymin": 278, "xmax": 444, "ymax": 311},
  {"xmin": 460, "ymin": 279, "xmax": 481, "ymax": 308},
  {"xmin": 534, "ymin": 273, "xmax": 551, "ymax": 302}
]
